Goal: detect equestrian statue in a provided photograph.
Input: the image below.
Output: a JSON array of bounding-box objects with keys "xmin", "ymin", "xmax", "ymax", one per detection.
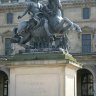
[{"xmin": 11, "ymin": 0, "xmax": 82, "ymax": 52}]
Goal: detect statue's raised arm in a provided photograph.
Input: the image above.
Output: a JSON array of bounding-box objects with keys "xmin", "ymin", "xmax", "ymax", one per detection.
[{"xmin": 18, "ymin": 4, "xmax": 31, "ymax": 19}]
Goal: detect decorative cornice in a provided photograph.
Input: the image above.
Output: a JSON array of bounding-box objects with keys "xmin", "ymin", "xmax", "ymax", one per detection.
[
  {"xmin": 74, "ymin": 54, "xmax": 96, "ymax": 62},
  {"xmin": 2, "ymin": 30, "xmax": 12, "ymax": 36},
  {"xmin": 62, "ymin": 1, "xmax": 96, "ymax": 8},
  {"xmin": 0, "ymin": 3, "xmax": 26, "ymax": 12},
  {"xmin": 0, "ymin": 1, "xmax": 96, "ymax": 12},
  {"xmin": 0, "ymin": 24, "xmax": 17, "ymax": 28},
  {"xmin": 81, "ymin": 26, "xmax": 93, "ymax": 32},
  {"xmin": 74, "ymin": 19, "xmax": 96, "ymax": 24}
]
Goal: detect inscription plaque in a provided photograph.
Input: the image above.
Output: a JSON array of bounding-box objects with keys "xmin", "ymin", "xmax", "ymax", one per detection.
[{"xmin": 16, "ymin": 74, "xmax": 59, "ymax": 96}]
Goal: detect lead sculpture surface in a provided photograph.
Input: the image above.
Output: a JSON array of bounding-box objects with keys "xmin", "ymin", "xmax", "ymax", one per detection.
[{"xmin": 11, "ymin": 0, "xmax": 82, "ymax": 53}]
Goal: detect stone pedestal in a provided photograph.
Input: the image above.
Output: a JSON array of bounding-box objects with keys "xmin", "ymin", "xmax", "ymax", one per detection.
[{"xmin": 9, "ymin": 59, "xmax": 81, "ymax": 96}]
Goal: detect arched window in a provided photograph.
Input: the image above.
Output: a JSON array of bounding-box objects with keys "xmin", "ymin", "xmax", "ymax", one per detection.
[
  {"xmin": 77, "ymin": 69, "xmax": 94, "ymax": 96},
  {"xmin": 81, "ymin": 69, "xmax": 94, "ymax": 96},
  {"xmin": 0, "ymin": 71, "xmax": 8, "ymax": 96}
]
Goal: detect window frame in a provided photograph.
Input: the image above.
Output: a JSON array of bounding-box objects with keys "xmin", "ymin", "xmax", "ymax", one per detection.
[
  {"xmin": 5, "ymin": 38, "xmax": 12, "ymax": 55},
  {"xmin": 82, "ymin": 34, "xmax": 91, "ymax": 54},
  {"xmin": 6, "ymin": 13, "xmax": 13, "ymax": 24},
  {"xmin": 82, "ymin": 7, "xmax": 90, "ymax": 19}
]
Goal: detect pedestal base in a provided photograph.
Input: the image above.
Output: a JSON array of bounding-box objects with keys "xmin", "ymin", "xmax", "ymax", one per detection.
[{"xmin": 9, "ymin": 60, "xmax": 81, "ymax": 96}]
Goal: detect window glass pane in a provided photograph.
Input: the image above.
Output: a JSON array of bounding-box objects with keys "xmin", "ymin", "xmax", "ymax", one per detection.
[
  {"xmin": 88, "ymin": 75, "xmax": 93, "ymax": 82},
  {"xmin": 4, "ymin": 88, "xmax": 7, "ymax": 95},
  {"xmin": 82, "ymin": 34, "xmax": 91, "ymax": 53},
  {"xmin": 82, "ymin": 34, "xmax": 91, "ymax": 40},
  {"xmin": 5, "ymin": 38, "xmax": 12, "ymax": 55},
  {"xmin": 82, "ymin": 75, "xmax": 87, "ymax": 83},
  {"xmin": 88, "ymin": 84, "xmax": 94, "ymax": 95},
  {"xmin": 7, "ymin": 13, "xmax": 13, "ymax": 24},
  {"xmin": 82, "ymin": 84, "xmax": 88, "ymax": 95},
  {"xmin": 83, "ymin": 8, "xmax": 90, "ymax": 19}
]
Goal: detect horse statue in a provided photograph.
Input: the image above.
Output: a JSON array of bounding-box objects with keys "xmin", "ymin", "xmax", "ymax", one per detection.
[{"xmin": 11, "ymin": 0, "xmax": 82, "ymax": 52}]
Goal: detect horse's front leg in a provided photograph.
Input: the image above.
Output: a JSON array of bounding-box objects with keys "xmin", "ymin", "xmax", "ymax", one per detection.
[
  {"xmin": 19, "ymin": 32, "xmax": 31, "ymax": 44},
  {"xmin": 54, "ymin": 17, "xmax": 73, "ymax": 33},
  {"xmin": 72, "ymin": 23, "xmax": 82, "ymax": 33},
  {"xmin": 63, "ymin": 17, "xmax": 74, "ymax": 28},
  {"xmin": 60, "ymin": 23, "xmax": 71, "ymax": 33}
]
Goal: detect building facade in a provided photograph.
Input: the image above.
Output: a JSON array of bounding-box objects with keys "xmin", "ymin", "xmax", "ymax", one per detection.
[{"xmin": 0, "ymin": 0, "xmax": 96, "ymax": 96}]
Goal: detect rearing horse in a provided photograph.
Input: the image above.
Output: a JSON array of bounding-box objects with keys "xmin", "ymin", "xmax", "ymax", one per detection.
[
  {"xmin": 11, "ymin": 0, "xmax": 82, "ymax": 50},
  {"xmin": 46, "ymin": 0, "xmax": 81, "ymax": 34},
  {"xmin": 42, "ymin": 0, "xmax": 82, "ymax": 51}
]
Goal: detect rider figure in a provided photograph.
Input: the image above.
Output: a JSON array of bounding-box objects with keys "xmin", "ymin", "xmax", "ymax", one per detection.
[
  {"xmin": 18, "ymin": 0, "xmax": 52, "ymax": 37},
  {"xmin": 48, "ymin": 0, "xmax": 62, "ymax": 15}
]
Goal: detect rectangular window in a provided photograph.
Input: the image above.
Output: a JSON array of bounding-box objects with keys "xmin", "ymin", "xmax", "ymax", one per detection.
[
  {"xmin": 5, "ymin": 38, "xmax": 12, "ymax": 55},
  {"xmin": 7, "ymin": 13, "xmax": 13, "ymax": 24},
  {"xmin": 1, "ymin": 0, "xmax": 18, "ymax": 3},
  {"xmin": 83, "ymin": 8, "xmax": 90, "ymax": 19},
  {"xmin": 1, "ymin": 0, "xmax": 9, "ymax": 3},
  {"xmin": 82, "ymin": 34, "xmax": 91, "ymax": 53}
]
